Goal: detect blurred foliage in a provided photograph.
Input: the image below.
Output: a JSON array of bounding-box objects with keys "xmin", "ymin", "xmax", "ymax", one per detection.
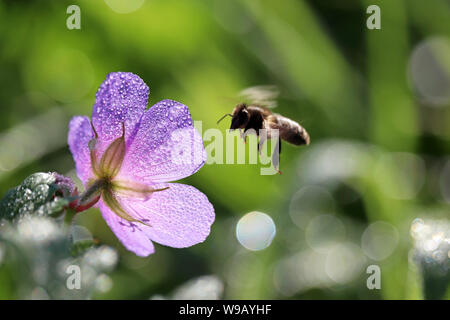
[
  {"xmin": 0, "ymin": 0, "xmax": 449, "ymax": 299},
  {"xmin": 0, "ymin": 172, "xmax": 70, "ymax": 222},
  {"xmin": 0, "ymin": 215, "xmax": 117, "ymax": 299}
]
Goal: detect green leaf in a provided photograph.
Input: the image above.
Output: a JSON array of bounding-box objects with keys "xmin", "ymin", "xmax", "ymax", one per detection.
[{"xmin": 0, "ymin": 172, "xmax": 71, "ymax": 222}]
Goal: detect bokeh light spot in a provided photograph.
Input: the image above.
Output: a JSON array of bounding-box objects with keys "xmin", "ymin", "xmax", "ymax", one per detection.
[
  {"xmin": 236, "ymin": 211, "xmax": 276, "ymax": 251},
  {"xmin": 305, "ymin": 214, "xmax": 346, "ymax": 253},
  {"xmin": 361, "ymin": 221, "xmax": 399, "ymax": 261},
  {"xmin": 325, "ymin": 242, "xmax": 366, "ymax": 284},
  {"xmin": 70, "ymin": 225, "xmax": 93, "ymax": 243},
  {"xmin": 408, "ymin": 36, "xmax": 450, "ymax": 107},
  {"xmin": 374, "ymin": 152, "xmax": 426, "ymax": 200},
  {"xmin": 289, "ymin": 186, "xmax": 335, "ymax": 229},
  {"xmin": 104, "ymin": 0, "xmax": 145, "ymax": 14}
]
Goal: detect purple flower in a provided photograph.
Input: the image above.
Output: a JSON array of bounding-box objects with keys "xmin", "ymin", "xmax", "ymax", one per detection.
[{"xmin": 68, "ymin": 72, "xmax": 214, "ymax": 256}]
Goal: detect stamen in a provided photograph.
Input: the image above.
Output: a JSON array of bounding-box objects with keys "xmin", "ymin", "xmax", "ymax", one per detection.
[
  {"xmin": 99, "ymin": 122, "xmax": 126, "ymax": 178},
  {"xmin": 89, "ymin": 121, "xmax": 101, "ymax": 177},
  {"xmin": 102, "ymin": 189, "xmax": 151, "ymax": 226},
  {"xmin": 91, "ymin": 121, "xmax": 99, "ymax": 139},
  {"xmin": 112, "ymin": 180, "xmax": 169, "ymax": 201}
]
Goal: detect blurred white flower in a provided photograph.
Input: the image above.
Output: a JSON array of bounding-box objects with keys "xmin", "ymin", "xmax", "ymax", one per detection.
[
  {"xmin": 0, "ymin": 217, "xmax": 118, "ymax": 299},
  {"xmin": 173, "ymin": 275, "xmax": 224, "ymax": 300},
  {"xmin": 411, "ymin": 218, "xmax": 449, "ymax": 269},
  {"xmin": 410, "ymin": 218, "xmax": 449, "ymax": 299}
]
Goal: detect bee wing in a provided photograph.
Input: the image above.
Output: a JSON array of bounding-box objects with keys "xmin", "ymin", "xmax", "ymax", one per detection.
[{"xmin": 238, "ymin": 85, "xmax": 280, "ymax": 109}]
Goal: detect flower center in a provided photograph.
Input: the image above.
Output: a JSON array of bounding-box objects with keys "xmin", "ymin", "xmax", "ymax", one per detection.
[
  {"xmin": 75, "ymin": 122, "xmax": 167, "ymax": 224},
  {"xmin": 90, "ymin": 122, "xmax": 127, "ymax": 180}
]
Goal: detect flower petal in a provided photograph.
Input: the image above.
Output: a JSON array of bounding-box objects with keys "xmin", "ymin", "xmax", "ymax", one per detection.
[
  {"xmin": 119, "ymin": 183, "xmax": 215, "ymax": 248},
  {"xmin": 68, "ymin": 116, "xmax": 94, "ymax": 185},
  {"xmin": 91, "ymin": 72, "xmax": 149, "ymax": 153},
  {"xmin": 99, "ymin": 199, "xmax": 155, "ymax": 257},
  {"xmin": 120, "ymin": 99, "xmax": 206, "ymax": 183}
]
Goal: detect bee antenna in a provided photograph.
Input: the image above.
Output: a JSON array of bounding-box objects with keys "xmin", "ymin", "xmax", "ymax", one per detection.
[{"xmin": 216, "ymin": 113, "xmax": 233, "ymax": 125}]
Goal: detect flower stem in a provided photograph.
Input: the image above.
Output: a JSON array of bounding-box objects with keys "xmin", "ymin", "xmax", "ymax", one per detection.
[
  {"xmin": 64, "ymin": 207, "xmax": 77, "ymax": 226},
  {"xmin": 68, "ymin": 179, "xmax": 105, "ymax": 214}
]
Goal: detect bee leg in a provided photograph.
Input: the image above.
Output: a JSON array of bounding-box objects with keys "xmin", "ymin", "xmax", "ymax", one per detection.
[
  {"xmin": 240, "ymin": 129, "xmax": 247, "ymax": 144},
  {"xmin": 258, "ymin": 135, "xmax": 267, "ymax": 156},
  {"xmin": 273, "ymin": 138, "xmax": 282, "ymax": 174},
  {"xmin": 278, "ymin": 137, "xmax": 282, "ymax": 154}
]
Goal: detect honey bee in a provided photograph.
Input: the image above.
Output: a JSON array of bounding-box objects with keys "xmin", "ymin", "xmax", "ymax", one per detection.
[{"xmin": 217, "ymin": 86, "xmax": 310, "ymax": 173}]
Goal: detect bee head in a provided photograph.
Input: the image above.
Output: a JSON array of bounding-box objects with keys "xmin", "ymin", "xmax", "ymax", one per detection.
[{"xmin": 230, "ymin": 103, "xmax": 249, "ymax": 130}]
